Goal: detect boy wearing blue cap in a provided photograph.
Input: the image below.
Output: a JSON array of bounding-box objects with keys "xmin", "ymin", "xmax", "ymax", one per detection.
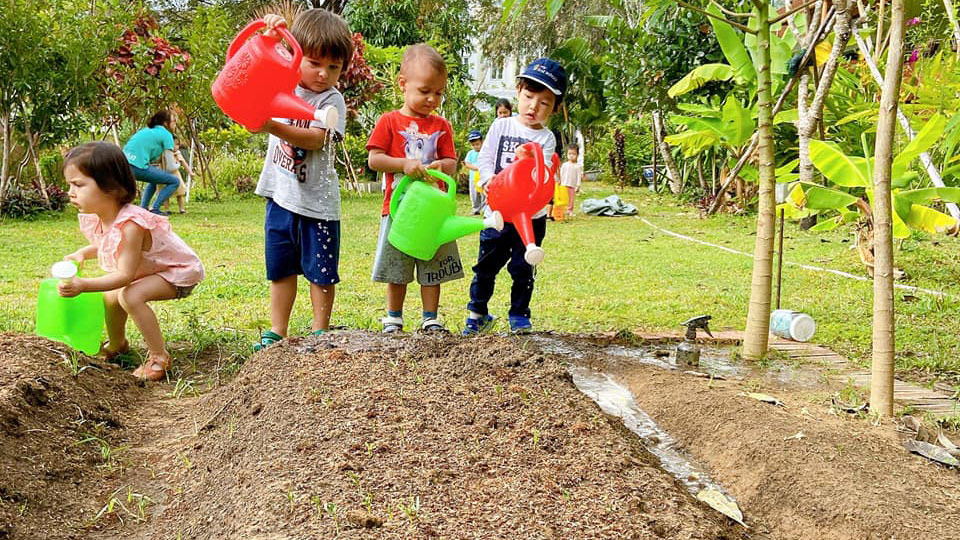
[
  {"xmin": 463, "ymin": 58, "xmax": 567, "ymax": 335},
  {"xmin": 463, "ymin": 130, "xmax": 484, "ymax": 214}
]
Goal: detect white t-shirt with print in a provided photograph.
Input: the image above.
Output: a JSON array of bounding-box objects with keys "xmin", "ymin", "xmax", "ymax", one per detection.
[
  {"xmin": 477, "ymin": 116, "xmax": 556, "ymax": 219},
  {"xmin": 255, "ymin": 86, "xmax": 347, "ymax": 220}
]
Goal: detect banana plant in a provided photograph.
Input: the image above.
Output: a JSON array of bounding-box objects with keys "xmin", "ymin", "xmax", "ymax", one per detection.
[
  {"xmin": 665, "ymin": 93, "xmax": 753, "ymax": 157},
  {"xmin": 779, "ymin": 114, "xmax": 960, "ymax": 238}
]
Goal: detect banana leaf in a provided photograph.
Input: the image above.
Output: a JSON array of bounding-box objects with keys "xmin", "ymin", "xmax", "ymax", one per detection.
[
  {"xmin": 809, "ymin": 216, "xmax": 841, "ymax": 231},
  {"xmin": 774, "ymin": 109, "xmax": 799, "ymax": 125},
  {"xmin": 677, "ymin": 103, "xmax": 722, "ymax": 117},
  {"xmin": 800, "ymin": 183, "xmax": 860, "ymax": 210},
  {"xmin": 904, "ymin": 204, "xmax": 957, "ymax": 234},
  {"xmin": 722, "ymin": 95, "xmax": 753, "ymax": 147},
  {"xmin": 668, "ymin": 64, "xmax": 734, "ymax": 97},
  {"xmin": 898, "ymin": 187, "xmax": 960, "ymax": 205},
  {"xmin": 664, "ymin": 130, "xmax": 719, "ymax": 157},
  {"xmin": 810, "ymin": 140, "xmax": 871, "ymax": 187},
  {"xmin": 671, "ymin": 116, "xmax": 730, "ymax": 141},
  {"xmin": 707, "ymin": 4, "xmax": 755, "ymax": 85},
  {"xmin": 891, "ymin": 114, "xmax": 946, "ymax": 180}
]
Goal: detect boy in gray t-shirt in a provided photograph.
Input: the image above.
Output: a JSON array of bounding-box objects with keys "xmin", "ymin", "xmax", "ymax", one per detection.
[{"xmin": 251, "ymin": 10, "xmax": 353, "ymax": 351}]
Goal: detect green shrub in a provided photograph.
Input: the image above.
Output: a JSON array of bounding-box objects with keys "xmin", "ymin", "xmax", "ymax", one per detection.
[
  {"xmin": 206, "ymin": 151, "xmax": 263, "ymax": 198},
  {"xmin": 336, "ymin": 133, "xmax": 376, "ymax": 183},
  {"xmin": 39, "ymin": 151, "xmax": 65, "ymax": 185},
  {"xmin": 0, "ymin": 183, "xmax": 70, "ymax": 219},
  {"xmin": 199, "ymin": 125, "xmax": 265, "ymax": 158},
  {"xmin": 586, "ymin": 119, "xmax": 653, "ymax": 186}
]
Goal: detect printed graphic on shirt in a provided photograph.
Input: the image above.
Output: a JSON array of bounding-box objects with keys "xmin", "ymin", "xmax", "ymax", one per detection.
[
  {"xmin": 494, "ymin": 135, "xmax": 528, "ymax": 174},
  {"xmin": 271, "ymin": 118, "xmax": 311, "ymax": 182},
  {"xmin": 399, "ymin": 122, "xmax": 444, "ymax": 165}
]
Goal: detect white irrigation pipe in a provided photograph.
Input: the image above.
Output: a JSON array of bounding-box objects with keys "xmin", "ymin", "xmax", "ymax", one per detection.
[{"xmin": 638, "ymin": 216, "xmax": 953, "ymax": 298}]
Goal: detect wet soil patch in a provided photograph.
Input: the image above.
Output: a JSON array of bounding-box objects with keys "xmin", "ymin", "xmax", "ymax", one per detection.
[{"xmin": 537, "ymin": 335, "xmax": 960, "ymax": 540}]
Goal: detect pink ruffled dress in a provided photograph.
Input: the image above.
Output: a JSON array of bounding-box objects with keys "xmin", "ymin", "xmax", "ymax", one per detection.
[{"xmin": 78, "ymin": 204, "xmax": 205, "ymax": 287}]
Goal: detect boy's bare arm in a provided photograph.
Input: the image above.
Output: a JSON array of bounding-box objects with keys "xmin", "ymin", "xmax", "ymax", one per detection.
[
  {"xmin": 368, "ymin": 149, "xmax": 427, "ymax": 178},
  {"xmin": 261, "ymin": 121, "xmax": 329, "ymax": 151}
]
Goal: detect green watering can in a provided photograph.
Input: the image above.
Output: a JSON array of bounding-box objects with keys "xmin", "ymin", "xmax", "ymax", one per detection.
[
  {"xmin": 389, "ymin": 169, "xmax": 503, "ymax": 260},
  {"xmin": 36, "ymin": 261, "xmax": 104, "ymax": 355}
]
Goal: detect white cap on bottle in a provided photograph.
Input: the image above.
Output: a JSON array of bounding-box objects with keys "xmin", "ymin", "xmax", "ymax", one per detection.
[
  {"xmin": 789, "ymin": 313, "xmax": 816, "ymax": 342},
  {"xmin": 51, "ymin": 261, "xmax": 78, "ymax": 280}
]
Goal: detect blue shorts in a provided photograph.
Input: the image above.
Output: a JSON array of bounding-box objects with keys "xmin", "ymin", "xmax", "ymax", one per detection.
[{"xmin": 264, "ymin": 199, "xmax": 340, "ymax": 285}]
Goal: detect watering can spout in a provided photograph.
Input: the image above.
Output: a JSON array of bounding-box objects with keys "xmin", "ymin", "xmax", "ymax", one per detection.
[
  {"xmin": 270, "ymin": 92, "xmax": 321, "ymax": 125},
  {"xmin": 436, "ymin": 211, "xmax": 504, "ymax": 246}
]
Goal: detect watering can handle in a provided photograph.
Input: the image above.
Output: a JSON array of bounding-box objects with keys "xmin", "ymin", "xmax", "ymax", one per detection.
[
  {"xmin": 226, "ymin": 20, "xmax": 303, "ymax": 71},
  {"xmin": 389, "ymin": 176, "xmax": 412, "ymax": 218},
  {"xmin": 424, "ymin": 169, "xmax": 456, "ymax": 201},
  {"xmin": 388, "ymin": 169, "xmax": 457, "ymax": 217}
]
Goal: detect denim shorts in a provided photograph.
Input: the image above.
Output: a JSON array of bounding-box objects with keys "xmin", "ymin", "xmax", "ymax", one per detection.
[{"xmin": 264, "ymin": 199, "xmax": 341, "ymax": 285}]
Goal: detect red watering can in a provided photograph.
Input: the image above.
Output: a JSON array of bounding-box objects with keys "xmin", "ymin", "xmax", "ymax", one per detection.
[
  {"xmin": 486, "ymin": 142, "xmax": 560, "ymax": 265},
  {"xmin": 211, "ymin": 19, "xmax": 336, "ymax": 131}
]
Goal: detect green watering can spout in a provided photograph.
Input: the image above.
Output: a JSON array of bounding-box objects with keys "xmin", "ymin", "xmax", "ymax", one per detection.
[
  {"xmin": 36, "ymin": 261, "xmax": 105, "ymax": 355},
  {"xmin": 437, "ymin": 212, "xmax": 504, "ymax": 246},
  {"xmin": 388, "ymin": 170, "xmax": 503, "ymax": 260}
]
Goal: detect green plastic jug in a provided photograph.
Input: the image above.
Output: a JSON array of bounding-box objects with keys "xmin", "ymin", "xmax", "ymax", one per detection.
[
  {"xmin": 388, "ymin": 169, "xmax": 503, "ymax": 260},
  {"xmin": 35, "ymin": 261, "xmax": 105, "ymax": 355}
]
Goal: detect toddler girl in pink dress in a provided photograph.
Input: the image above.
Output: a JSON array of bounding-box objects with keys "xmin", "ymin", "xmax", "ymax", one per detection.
[{"xmin": 59, "ymin": 142, "xmax": 204, "ymax": 381}]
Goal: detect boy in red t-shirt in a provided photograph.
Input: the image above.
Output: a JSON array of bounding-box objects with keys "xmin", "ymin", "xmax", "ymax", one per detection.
[{"xmin": 367, "ymin": 43, "xmax": 463, "ymax": 333}]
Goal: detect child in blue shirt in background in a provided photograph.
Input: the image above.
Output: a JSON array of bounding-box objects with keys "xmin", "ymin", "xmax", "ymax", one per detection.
[{"xmin": 462, "ymin": 130, "xmax": 484, "ymax": 214}]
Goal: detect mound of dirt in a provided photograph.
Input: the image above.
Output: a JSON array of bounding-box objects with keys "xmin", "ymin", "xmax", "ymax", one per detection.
[
  {"xmin": 574, "ymin": 343, "xmax": 960, "ymax": 540},
  {"xmin": 146, "ymin": 332, "xmax": 745, "ymax": 539},
  {"xmin": 0, "ymin": 334, "xmax": 144, "ymax": 538}
]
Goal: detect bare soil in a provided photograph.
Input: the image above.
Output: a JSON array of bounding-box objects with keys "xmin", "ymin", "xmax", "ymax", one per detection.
[{"xmin": 1, "ymin": 330, "xmax": 958, "ymax": 539}]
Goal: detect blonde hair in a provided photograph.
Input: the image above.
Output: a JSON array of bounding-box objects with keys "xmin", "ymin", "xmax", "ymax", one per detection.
[
  {"xmin": 400, "ymin": 43, "xmax": 447, "ymax": 78},
  {"xmin": 291, "ymin": 9, "xmax": 354, "ymax": 70}
]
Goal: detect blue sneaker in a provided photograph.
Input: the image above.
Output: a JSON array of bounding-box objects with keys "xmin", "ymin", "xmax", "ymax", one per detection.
[
  {"xmin": 509, "ymin": 315, "xmax": 533, "ymax": 334},
  {"xmin": 462, "ymin": 314, "xmax": 495, "ymax": 336}
]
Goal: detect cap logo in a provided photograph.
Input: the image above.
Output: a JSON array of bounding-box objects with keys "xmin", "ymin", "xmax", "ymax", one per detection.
[{"xmin": 532, "ymin": 64, "xmax": 557, "ymax": 82}]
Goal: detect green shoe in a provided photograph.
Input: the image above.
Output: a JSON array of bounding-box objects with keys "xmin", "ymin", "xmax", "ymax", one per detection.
[{"xmin": 253, "ymin": 330, "xmax": 283, "ymax": 352}]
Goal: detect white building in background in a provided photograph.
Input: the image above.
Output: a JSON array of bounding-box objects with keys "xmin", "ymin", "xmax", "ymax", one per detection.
[{"xmin": 463, "ymin": 43, "xmax": 521, "ymax": 106}]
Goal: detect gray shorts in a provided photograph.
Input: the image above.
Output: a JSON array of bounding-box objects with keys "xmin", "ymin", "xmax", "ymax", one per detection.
[{"xmin": 371, "ymin": 216, "xmax": 464, "ymax": 285}]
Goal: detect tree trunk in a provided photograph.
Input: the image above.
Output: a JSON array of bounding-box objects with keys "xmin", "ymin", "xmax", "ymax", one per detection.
[
  {"xmin": 697, "ymin": 154, "xmax": 707, "ymax": 191},
  {"xmin": 797, "ymin": 2, "xmax": 853, "ymax": 186},
  {"xmin": 853, "ymin": 32, "xmax": 960, "ymax": 219},
  {"xmin": 0, "ymin": 109, "xmax": 10, "ymax": 207},
  {"xmin": 743, "ymin": 2, "xmax": 778, "ymax": 360},
  {"xmin": 22, "ymin": 120, "xmax": 49, "ymax": 205},
  {"xmin": 651, "ymin": 109, "xmax": 682, "ymax": 194},
  {"xmin": 945, "ymin": 0, "xmax": 960, "ymax": 53},
  {"xmin": 870, "ymin": 0, "xmax": 905, "ymax": 418}
]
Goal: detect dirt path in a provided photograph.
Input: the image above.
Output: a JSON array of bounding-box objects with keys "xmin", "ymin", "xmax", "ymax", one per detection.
[{"xmin": 2, "ymin": 331, "xmax": 958, "ymax": 539}]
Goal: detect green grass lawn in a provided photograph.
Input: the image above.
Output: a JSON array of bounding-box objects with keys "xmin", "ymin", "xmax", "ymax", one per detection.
[{"xmin": 2, "ymin": 182, "xmax": 959, "ymax": 383}]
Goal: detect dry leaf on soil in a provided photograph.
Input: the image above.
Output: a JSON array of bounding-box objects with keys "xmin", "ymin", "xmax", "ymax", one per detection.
[
  {"xmin": 903, "ymin": 439, "xmax": 960, "ymax": 467},
  {"xmin": 738, "ymin": 392, "xmax": 784, "ymax": 407},
  {"xmin": 696, "ymin": 488, "xmax": 746, "ymax": 526}
]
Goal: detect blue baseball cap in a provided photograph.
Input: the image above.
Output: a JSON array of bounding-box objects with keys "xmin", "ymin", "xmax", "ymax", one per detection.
[
  {"xmin": 467, "ymin": 130, "xmax": 483, "ymax": 141},
  {"xmin": 517, "ymin": 58, "xmax": 567, "ymax": 97}
]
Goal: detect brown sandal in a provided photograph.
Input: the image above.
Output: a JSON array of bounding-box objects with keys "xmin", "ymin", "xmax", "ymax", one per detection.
[
  {"xmin": 133, "ymin": 354, "xmax": 171, "ymax": 382},
  {"xmin": 99, "ymin": 340, "xmax": 131, "ymax": 363}
]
